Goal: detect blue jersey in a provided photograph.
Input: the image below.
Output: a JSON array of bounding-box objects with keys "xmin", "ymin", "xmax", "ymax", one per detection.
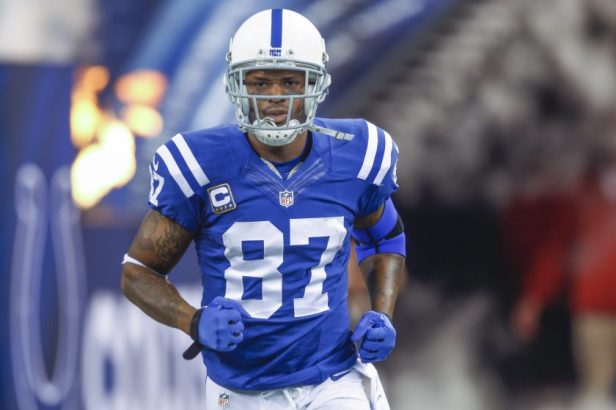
[{"xmin": 148, "ymin": 118, "xmax": 399, "ymax": 390}]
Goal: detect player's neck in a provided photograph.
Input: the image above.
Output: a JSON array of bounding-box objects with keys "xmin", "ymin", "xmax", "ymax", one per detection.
[{"xmin": 247, "ymin": 131, "xmax": 309, "ymax": 163}]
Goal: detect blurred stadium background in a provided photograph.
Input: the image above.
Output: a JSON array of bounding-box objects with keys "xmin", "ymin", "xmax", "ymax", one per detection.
[{"xmin": 1, "ymin": 0, "xmax": 615, "ymax": 409}]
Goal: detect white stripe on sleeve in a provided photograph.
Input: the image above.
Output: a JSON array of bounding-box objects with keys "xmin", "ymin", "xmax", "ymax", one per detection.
[
  {"xmin": 373, "ymin": 130, "xmax": 393, "ymax": 185},
  {"xmin": 171, "ymin": 134, "xmax": 210, "ymax": 186},
  {"xmin": 156, "ymin": 145, "xmax": 195, "ymax": 198},
  {"xmin": 357, "ymin": 121, "xmax": 379, "ymax": 180}
]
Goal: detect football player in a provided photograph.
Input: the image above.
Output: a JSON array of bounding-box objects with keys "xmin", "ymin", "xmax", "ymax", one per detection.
[{"xmin": 121, "ymin": 9, "xmax": 406, "ymax": 410}]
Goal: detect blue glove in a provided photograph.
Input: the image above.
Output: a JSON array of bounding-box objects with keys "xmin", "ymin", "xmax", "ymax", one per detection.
[
  {"xmin": 190, "ymin": 296, "xmax": 246, "ymax": 352},
  {"xmin": 351, "ymin": 311, "xmax": 396, "ymax": 363}
]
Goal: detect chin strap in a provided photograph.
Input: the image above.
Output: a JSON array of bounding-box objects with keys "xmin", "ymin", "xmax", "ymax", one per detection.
[
  {"xmin": 244, "ymin": 119, "xmax": 354, "ymax": 143},
  {"xmin": 307, "ymin": 124, "xmax": 354, "ymax": 141}
]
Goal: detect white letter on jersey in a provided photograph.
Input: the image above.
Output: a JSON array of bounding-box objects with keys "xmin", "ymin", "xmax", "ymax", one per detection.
[{"xmin": 209, "ymin": 186, "xmax": 230, "ymax": 207}]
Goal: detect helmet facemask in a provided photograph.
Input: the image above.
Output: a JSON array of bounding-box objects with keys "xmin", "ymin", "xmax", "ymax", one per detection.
[{"xmin": 225, "ymin": 59, "xmax": 330, "ymax": 146}]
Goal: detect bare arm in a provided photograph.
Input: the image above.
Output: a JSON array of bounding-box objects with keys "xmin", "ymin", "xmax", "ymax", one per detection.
[
  {"xmin": 120, "ymin": 210, "xmax": 197, "ymax": 335},
  {"xmin": 354, "ymin": 205, "xmax": 406, "ymax": 318},
  {"xmin": 358, "ymin": 253, "xmax": 405, "ymax": 318},
  {"xmin": 348, "ymin": 240, "xmax": 371, "ymax": 327}
]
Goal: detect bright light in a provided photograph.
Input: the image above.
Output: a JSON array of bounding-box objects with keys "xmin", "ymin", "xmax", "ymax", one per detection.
[
  {"xmin": 122, "ymin": 105, "xmax": 164, "ymax": 138},
  {"xmin": 71, "ymin": 88, "xmax": 100, "ymax": 147},
  {"xmin": 71, "ymin": 117, "xmax": 137, "ymax": 209},
  {"xmin": 115, "ymin": 70, "xmax": 167, "ymax": 106},
  {"xmin": 69, "ymin": 66, "xmax": 167, "ymax": 209},
  {"xmin": 71, "ymin": 145, "xmax": 112, "ymax": 209},
  {"xmin": 98, "ymin": 118, "xmax": 136, "ymax": 187},
  {"xmin": 81, "ymin": 66, "xmax": 110, "ymax": 92}
]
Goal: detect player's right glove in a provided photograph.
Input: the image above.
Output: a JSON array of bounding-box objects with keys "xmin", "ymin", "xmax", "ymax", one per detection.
[
  {"xmin": 351, "ymin": 311, "xmax": 396, "ymax": 363},
  {"xmin": 183, "ymin": 296, "xmax": 246, "ymax": 360}
]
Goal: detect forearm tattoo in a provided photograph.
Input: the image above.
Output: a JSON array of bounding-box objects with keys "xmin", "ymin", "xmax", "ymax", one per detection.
[{"xmin": 122, "ymin": 211, "xmax": 196, "ymax": 333}]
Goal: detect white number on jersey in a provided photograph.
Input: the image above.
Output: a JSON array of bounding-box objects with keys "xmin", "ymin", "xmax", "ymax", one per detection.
[
  {"xmin": 148, "ymin": 162, "xmax": 165, "ymax": 206},
  {"xmin": 222, "ymin": 221, "xmax": 284, "ymax": 319},
  {"xmin": 222, "ymin": 217, "xmax": 345, "ymax": 319}
]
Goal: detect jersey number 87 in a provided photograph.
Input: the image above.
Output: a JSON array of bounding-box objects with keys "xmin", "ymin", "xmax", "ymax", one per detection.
[{"xmin": 222, "ymin": 217, "xmax": 345, "ymax": 319}]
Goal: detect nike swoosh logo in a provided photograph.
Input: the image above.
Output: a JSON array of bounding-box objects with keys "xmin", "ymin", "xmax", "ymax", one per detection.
[
  {"xmin": 153, "ymin": 159, "xmax": 159, "ymax": 171},
  {"xmin": 330, "ymin": 369, "xmax": 352, "ymax": 381}
]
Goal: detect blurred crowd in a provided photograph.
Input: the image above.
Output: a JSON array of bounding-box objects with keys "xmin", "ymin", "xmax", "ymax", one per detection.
[
  {"xmin": 372, "ymin": 0, "xmax": 616, "ymax": 408},
  {"xmin": 379, "ymin": 0, "xmax": 615, "ymax": 207}
]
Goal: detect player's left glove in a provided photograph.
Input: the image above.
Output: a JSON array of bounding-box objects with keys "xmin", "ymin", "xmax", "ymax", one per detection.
[{"xmin": 351, "ymin": 311, "xmax": 396, "ymax": 363}]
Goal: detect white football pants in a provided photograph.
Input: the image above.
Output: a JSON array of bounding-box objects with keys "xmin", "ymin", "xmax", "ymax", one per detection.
[{"xmin": 204, "ymin": 361, "xmax": 390, "ymax": 410}]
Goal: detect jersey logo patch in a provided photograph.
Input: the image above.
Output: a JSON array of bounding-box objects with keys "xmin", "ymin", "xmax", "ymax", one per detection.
[
  {"xmin": 208, "ymin": 183, "xmax": 236, "ymax": 214},
  {"xmin": 218, "ymin": 392, "xmax": 230, "ymax": 408},
  {"xmin": 279, "ymin": 190, "xmax": 294, "ymax": 207}
]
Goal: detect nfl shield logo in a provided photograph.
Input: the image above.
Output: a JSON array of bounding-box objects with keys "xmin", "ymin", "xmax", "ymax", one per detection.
[
  {"xmin": 218, "ymin": 393, "xmax": 230, "ymax": 408},
  {"xmin": 279, "ymin": 190, "xmax": 294, "ymax": 207}
]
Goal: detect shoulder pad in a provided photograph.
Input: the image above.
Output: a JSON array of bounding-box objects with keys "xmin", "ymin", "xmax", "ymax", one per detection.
[
  {"xmin": 315, "ymin": 118, "xmax": 398, "ymax": 186},
  {"xmin": 156, "ymin": 124, "xmax": 245, "ymax": 196}
]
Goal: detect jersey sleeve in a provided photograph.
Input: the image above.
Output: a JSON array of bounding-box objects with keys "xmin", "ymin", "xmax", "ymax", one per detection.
[
  {"xmin": 357, "ymin": 125, "xmax": 400, "ymax": 217},
  {"xmin": 147, "ymin": 142, "xmax": 203, "ymax": 232}
]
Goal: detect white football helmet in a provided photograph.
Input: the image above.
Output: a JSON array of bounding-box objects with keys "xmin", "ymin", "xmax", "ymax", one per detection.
[{"xmin": 224, "ymin": 9, "xmax": 331, "ymax": 146}]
